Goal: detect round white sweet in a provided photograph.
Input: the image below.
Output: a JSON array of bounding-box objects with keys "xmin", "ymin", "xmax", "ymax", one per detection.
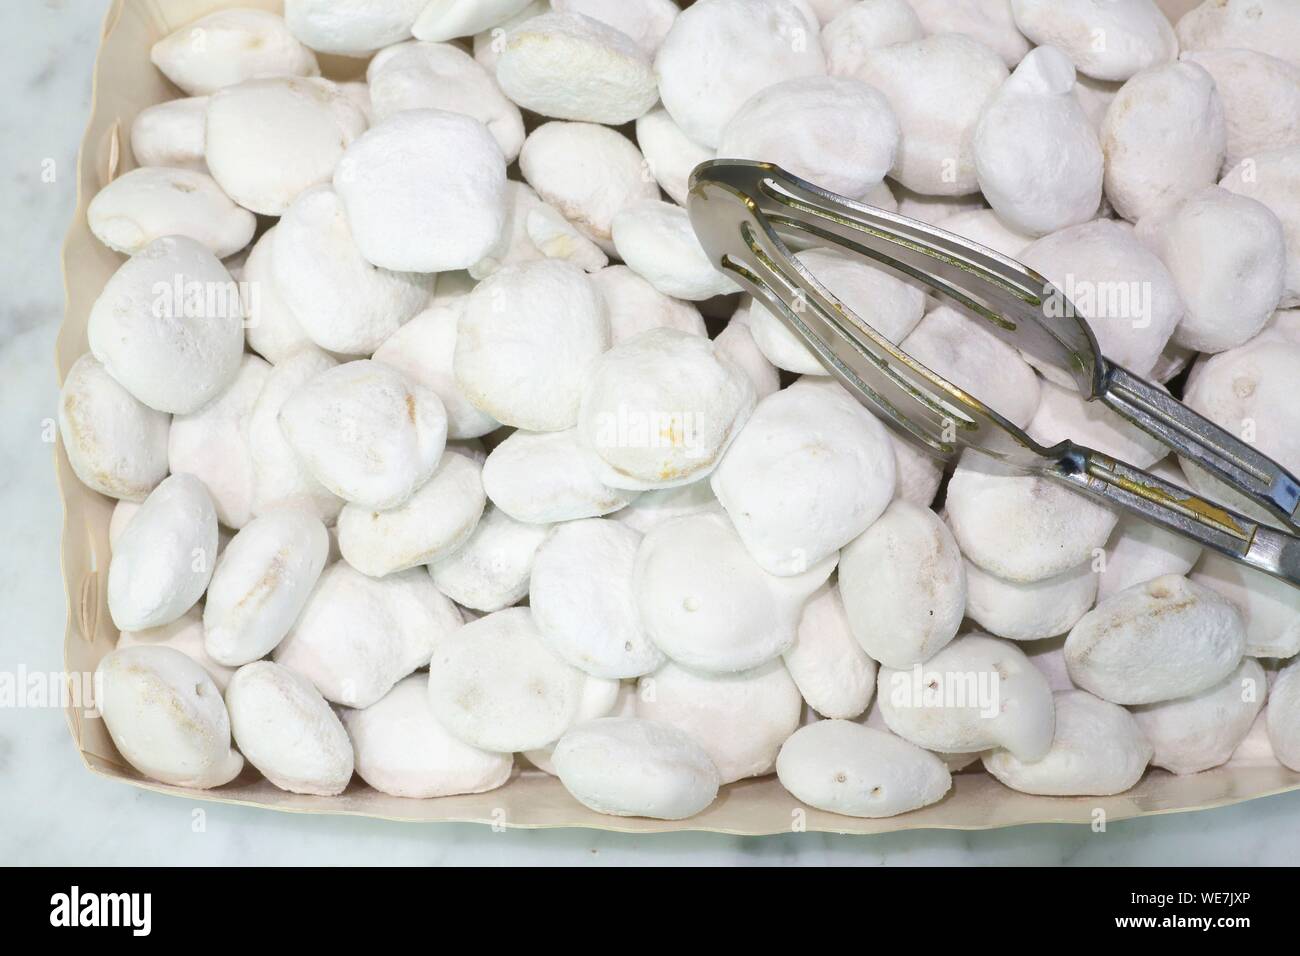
[
  {"xmin": 530, "ymin": 519, "xmax": 663, "ymax": 678},
  {"xmin": 482, "ymin": 428, "xmax": 637, "ymax": 524},
  {"xmin": 553, "ymin": 717, "xmax": 720, "ymax": 819},
  {"xmin": 1183, "ymin": 49, "xmax": 1300, "ymax": 173},
  {"xmin": 1100, "ymin": 60, "xmax": 1226, "ymax": 223},
  {"xmin": 333, "ymin": 109, "xmax": 506, "ymax": 273},
  {"xmin": 58, "ymin": 354, "xmax": 169, "ymax": 502},
  {"xmin": 711, "ymin": 379, "xmax": 896, "ymax": 576},
  {"xmin": 783, "ymin": 581, "xmax": 877, "ymax": 720},
  {"xmin": 776, "ymin": 719, "xmax": 950, "ymax": 817},
  {"xmin": 850, "ymin": 34, "xmax": 1008, "ymax": 195},
  {"xmin": 1191, "ymin": 551, "xmax": 1300, "ymax": 660},
  {"xmin": 964, "ymin": 558, "xmax": 1098, "ymax": 642},
  {"xmin": 1009, "ymin": 0, "xmax": 1176, "ymax": 82},
  {"xmin": 240, "ymin": 228, "xmax": 315, "ymax": 365},
  {"xmin": 636, "ymin": 658, "xmax": 802, "ymax": 783},
  {"xmin": 107, "ymin": 474, "xmax": 218, "ymax": 632},
  {"xmin": 611, "ymin": 199, "xmax": 739, "ymax": 301},
  {"xmin": 714, "ymin": 318, "xmax": 780, "ymax": 401},
  {"xmin": 654, "ymin": 0, "xmax": 826, "ymax": 148},
  {"xmin": 341, "ymin": 674, "xmax": 513, "ymax": 798},
  {"xmin": 839, "ymin": 499, "xmax": 966, "ymax": 669},
  {"xmin": 150, "ymin": 8, "xmax": 318, "ymax": 96},
  {"xmin": 1065, "ymin": 574, "xmax": 1247, "ymax": 705},
  {"xmin": 1220, "ymin": 146, "xmax": 1300, "ymax": 308},
  {"xmin": 278, "ymin": 359, "xmax": 448, "ymax": 511},
  {"xmin": 983, "ymin": 689, "xmax": 1152, "ymax": 795},
  {"xmin": 632, "ymin": 510, "xmax": 835, "ymax": 673},
  {"xmin": 1176, "ymin": 0, "xmax": 1300, "ymax": 69},
  {"xmin": 88, "ymin": 166, "xmax": 255, "ymax": 258},
  {"xmin": 95, "ymin": 645, "xmax": 243, "ymax": 789},
  {"xmin": 577, "ymin": 328, "xmax": 756, "ymax": 490},
  {"xmin": 610, "ymin": 479, "xmax": 717, "ymax": 535},
  {"xmin": 271, "ymin": 186, "xmax": 434, "ymax": 355},
  {"xmin": 87, "ymin": 235, "xmax": 244, "ymax": 414},
  {"xmin": 130, "ymin": 96, "xmax": 208, "ymax": 172},
  {"xmin": 634, "ymin": 106, "xmax": 715, "ymax": 207},
  {"xmin": 284, "ymin": 0, "xmax": 427, "ymax": 56},
  {"xmin": 205, "ymin": 77, "xmax": 367, "ymax": 216},
  {"xmin": 337, "ymin": 452, "xmax": 486, "ymax": 577},
  {"xmin": 594, "ymin": 265, "xmax": 705, "ymax": 346},
  {"xmin": 203, "ymin": 510, "xmax": 330, "ymax": 666},
  {"xmin": 822, "ymin": 0, "xmax": 923, "ymax": 78},
  {"xmin": 226, "ymin": 660, "xmax": 355, "ymax": 795},
  {"xmin": 908, "ymin": 0, "xmax": 1030, "ymax": 68},
  {"xmin": 427, "ymin": 504, "xmax": 551, "ymax": 611},
  {"xmin": 552, "ymin": 0, "xmax": 679, "ymax": 56},
  {"xmin": 274, "ymin": 561, "xmax": 463, "ymax": 707}
]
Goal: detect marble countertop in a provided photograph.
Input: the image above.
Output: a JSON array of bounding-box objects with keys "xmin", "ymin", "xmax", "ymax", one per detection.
[{"xmin": 2, "ymin": 0, "xmax": 1297, "ymax": 866}]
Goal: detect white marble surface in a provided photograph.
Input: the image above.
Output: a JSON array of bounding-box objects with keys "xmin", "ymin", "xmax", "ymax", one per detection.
[{"xmin": 2, "ymin": 0, "xmax": 1298, "ymax": 866}]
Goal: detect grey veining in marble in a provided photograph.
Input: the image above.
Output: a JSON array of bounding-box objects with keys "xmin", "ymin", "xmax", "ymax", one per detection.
[{"xmin": 0, "ymin": 0, "xmax": 1297, "ymax": 866}]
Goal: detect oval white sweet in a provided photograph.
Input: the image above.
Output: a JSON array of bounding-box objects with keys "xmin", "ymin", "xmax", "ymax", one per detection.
[
  {"xmin": 150, "ymin": 8, "xmax": 318, "ymax": 96},
  {"xmin": 483, "ymin": 429, "xmax": 637, "ymax": 525},
  {"xmin": 634, "ymin": 106, "xmax": 715, "ymax": 207},
  {"xmin": 611, "ymin": 200, "xmax": 739, "ymax": 301},
  {"xmin": 88, "ymin": 166, "xmax": 255, "ymax": 258},
  {"xmin": 1190, "ymin": 551, "xmax": 1300, "ymax": 660},
  {"xmin": 226, "ymin": 660, "xmax": 354, "ymax": 796},
  {"xmin": 964, "ymin": 559, "xmax": 1098, "ymax": 643},
  {"xmin": 427, "ymin": 505, "xmax": 551, "ymax": 612},
  {"xmin": 783, "ymin": 582, "xmax": 877, "ymax": 720},
  {"xmin": 594, "ymin": 265, "xmax": 706, "ymax": 346},
  {"xmin": 130, "ymin": 96, "xmax": 208, "ymax": 171},
  {"xmin": 117, "ymin": 607, "xmax": 235, "ymax": 692},
  {"xmin": 553, "ymin": 717, "xmax": 720, "ymax": 819},
  {"xmin": 96, "ymin": 645, "xmax": 243, "ymax": 788},
  {"xmin": 1009, "ymin": 0, "xmax": 1175, "ymax": 82},
  {"xmin": 776, "ymin": 719, "xmax": 950, "ymax": 817},
  {"xmin": 285, "ymin": 0, "xmax": 427, "ymax": 57}
]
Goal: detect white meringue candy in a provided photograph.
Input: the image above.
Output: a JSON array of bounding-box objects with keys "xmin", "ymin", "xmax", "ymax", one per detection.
[
  {"xmin": 850, "ymin": 34, "xmax": 1008, "ymax": 195},
  {"xmin": 88, "ymin": 166, "xmax": 255, "ymax": 258},
  {"xmin": 58, "ymin": 354, "xmax": 169, "ymax": 502},
  {"xmin": 577, "ymin": 328, "xmax": 756, "ymax": 490},
  {"xmin": 783, "ymin": 581, "xmax": 877, "ymax": 720},
  {"xmin": 654, "ymin": 0, "xmax": 826, "ymax": 149},
  {"xmin": 521, "ymin": 672, "xmax": 627, "ymax": 774},
  {"xmin": 95, "ymin": 646, "xmax": 243, "ymax": 788},
  {"xmin": 279, "ymin": 359, "xmax": 448, "ymax": 511},
  {"xmin": 1098, "ymin": 490, "xmax": 1203, "ymax": 603},
  {"xmin": 594, "ymin": 265, "xmax": 706, "ymax": 346},
  {"xmin": 1268, "ymin": 657, "xmax": 1300, "ymax": 772},
  {"xmin": 611, "ymin": 199, "xmax": 739, "ymax": 301},
  {"xmin": 1191, "ymin": 552, "xmax": 1300, "ymax": 660},
  {"xmin": 342, "ymin": 674, "xmax": 513, "ymax": 798},
  {"xmin": 1137, "ymin": 186, "xmax": 1287, "ymax": 352},
  {"xmin": 205, "ymin": 77, "xmax": 367, "ymax": 217},
  {"xmin": 455, "ymin": 260, "xmax": 610, "ymax": 432},
  {"xmin": 427, "ymin": 607, "xmax": 613, "ymax": 751},
  {"xmin": 885, "ymin": 427, "xmax": 946, "ymax": 508},
  {"xmin": 964, "ymin": 558, "xmax": 1098, "ymax": 643},
  {"xmin": 108, "ymin": 474, "xmax": 218, "ymax": 632},
  {"xmin": 973, "ymin": 45, "xmax": 1103, "ymax": 236},
  {"xmin": 495, "ymin": 11, "xmax": 658, "ymax": 125},
  {"xmin": 482, "ymin": 428, "xmax": 637, "ymax": 524},
  {"xmin": 634, "ymin": 106, "xmax": 715, "ymax": 208},
  {"xmin": 877, "ymin": 632, "xmax": 1056, "ymax": 761},
  {"xmin": 530, "ymin": 519, "xmax": 664, "ymax": 678},
  {"xmin": 632, "ymin": 510, "xmax": 835, "ymax": 673},
  {"xmin": 1027, "ymin": 379, "xmax": 1167, "ymax": 469},
  {"xmin": 275, "ymin": 561, "xmax": 463, "ymax": 707},
  {"xmin": 240, "ymin": 229, "xmax": 315, "ymax": 365},
  {"xmin": 839, "ymin": 499, "xmax": 966, "ymax": 669},
  {"xmin": 87, "ymin": 235, "xmax": 244, "ymax": 415},
  {"xmin": 150, "ymin": 8, "xmax": 318, "ymax": 96},
  {"xmin": 1065, "ymin": 574, "xmax": 1247, "ymax": 705},
  {"xmin": 1100, "ymin": 61, "xmax": 1226, "ymax": 223},
  {"xmin": 248, "ymin": 349, "xmax": 345, "ymax": 523},
  {"xmin": 983, "ymin": 689, "xmax": 1152, "ymax": 795},
  {"xmin": 744, "ymin": 247, "xmax": 926, "ymax": 375},
  {"xmin": 117, "ymin": 607, "xmax": 235, "ymax": 692},
  {"xmin": 711, "ymin": 379, "xmax": 896, "ymax": 576},
  {"xmin": 717, "ymin": 76, "xmax": 899, "ymax": 199},
  {"xmin": 1133, "ymin": 658, "xmax": 1267, "ymax": 776},
  {"xmin": 776, "ymin": 719, "xmax": 951, "ymax": 818},
  {"xmin": 470, "ymin": 181, "xmax": 608, "ymax": 280},
  {"xmin": 414, "ymin": 0, "xmax": 538, "ymax": 41},
  {"xmin": 284, "ymin": 0, "xmax": 427, "ymax": 57},
  {"xmin": 552, "ymin": 0, "xmax": 679, "ymax": 56},
  {"xmin": 130, "ymin": 96, "xmax": 208, "ymax": 172},
  {"xmin": 908, "ymin": 0, "xmax": 1030, "ymax": 69},
  {"xmin": 1019, "ymin": 219, "xmax": 1184, "ymax": 383},
  {"xmin": 203, "ymin": 510, "xmax": 330, "ymax": 667},
  {"xmin": 636, "ymin": 658, "xmax": 802, "ymax": 783},
  {"xmin": 167, "ymin": 355, "xmax": 270, "ymax": 530},
  {"xmin": 428, "ymin": 504, "xmax": 551, "ymax": 611},
  {"xmin": 337, "ymin": 452, "xmax": 486, "ymax": 577},
  {"xmin": 714, "ymin": 318, "xmax": 781, "ymax": 401},
  {"xmin": 226, "ymin": 660, "xmax": 354, "ymax": 795},
  {"xmin": 553, "ymin": 717, "xmax": 720, "ymax": 819},
  {"xmin": 365, "ymin": 41, "xmax": 524, "ymax": 160},
  {"xmin": 1182, "ymin": 50, "xmax": 1300, "ymax": 173},
  {"xmin": 945, "ymin": 456, "xmax": 1119, "ymax": 583},
  {"xmin": 272, "ymin": 185, "xmax": 435, "ymax": 355},
  {"xmin": 822, "ymin": 0, "xmax": 923, "ymax": 79},
  {"xmin": 334, "ymin": 109, "xmax": 506, "ymax": 273},
  {"xmin": 1009, "ymin": 0, "xmax": 1176, "ymax": 82},
  {"xmin": 1176, "ymin": 0, "xmax": 1300, "ymax": 70},
  {"xmin": 372, "ymin": 302, "xmax": 500, "ymax": 441},
  {"xmin": 1220, "ymin": 147, "xmax": 1300, "ymax": 308},
  {"xmin": 611, "ymin": 479, "xmax": 718, "ymax": 535},
  {"xmin": 518, "ymin": 120, "xmax": 660, "ymax": 252}
]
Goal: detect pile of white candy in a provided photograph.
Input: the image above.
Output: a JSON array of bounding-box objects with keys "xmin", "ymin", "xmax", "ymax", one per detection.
[{"xmin": 64, "ymin": 0, "xmax": 1300, "ymax": 821}]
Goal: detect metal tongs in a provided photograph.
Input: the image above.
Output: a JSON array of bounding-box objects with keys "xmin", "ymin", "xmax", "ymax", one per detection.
[{"xmin": 688, "ymin": 159, "xmax": 1300, "ymax": 590}]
